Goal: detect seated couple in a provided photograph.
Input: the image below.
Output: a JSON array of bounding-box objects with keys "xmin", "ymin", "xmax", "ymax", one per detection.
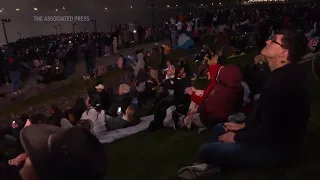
[
  {"xmin": 177, "ymin": 30, "xmax": 310, "ymax": 179},
  {"xmin": 62, "ymin": 93, "xmax": 139, "ymax": 143}
]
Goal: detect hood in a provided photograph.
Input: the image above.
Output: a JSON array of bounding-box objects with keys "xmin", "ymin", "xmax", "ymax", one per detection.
[
  {"xmin": 208, "ymin": 65, "xmax": 217, "ymax": 82},
  {"xmin": 137, "ymin": 53, "xmax": 144, "ymax": 62},
  {"xmin": 208, "ymin": 64, "xmax": 222, "ymax": 83},
  {"xmin": 216, "ymin": 65, "xmax": 242, "ymax": 88}
]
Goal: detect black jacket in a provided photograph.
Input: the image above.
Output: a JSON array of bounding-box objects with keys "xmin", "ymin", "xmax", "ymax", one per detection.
[
  {"xmin": 109, "ymin": 93, "xmax": 132, "ymax": 117},
  {"xmin": 174, "ymin": 77, "xmax": 191, "ymax": 106},
  {"xmin": 235, "ymin": 64, "xmax": 310, "ymax": 150},
  {"xmin": 97, "ymin": 90, "xmax": 111, "ymax": 111}
]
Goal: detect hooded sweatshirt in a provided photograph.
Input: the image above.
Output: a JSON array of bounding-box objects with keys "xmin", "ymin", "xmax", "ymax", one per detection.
[
  {"xmin": 199, "ymin": 65, "xmax": 244, "ymax": 128},
  {"xmin": 190, "ymin": 64, "xmax": 222, "ymax": 105},
  {"xmin": 81, "ymin": 108, "xmax": 107, "ymax": 143},
  {"xmin": 132, "ymin": 53, "xmax": 145, "ymax": 77}
]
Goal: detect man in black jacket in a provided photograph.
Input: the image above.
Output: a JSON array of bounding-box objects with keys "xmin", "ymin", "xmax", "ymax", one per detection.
[{"xmin": 178, "ymin": 30, "xmax": 310, "ymax": 177}]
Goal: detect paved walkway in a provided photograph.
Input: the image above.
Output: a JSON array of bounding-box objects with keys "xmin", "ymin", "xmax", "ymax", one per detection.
[{"xmin": 0, "ymin": 40, "xmax": 170, "ymax": 96}]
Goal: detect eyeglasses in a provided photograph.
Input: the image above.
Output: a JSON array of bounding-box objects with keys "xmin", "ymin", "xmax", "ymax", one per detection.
[
  {"xmin": 271, "ymin": 39, "xmax": 285, "ymax": 48},
  {"xmin": 269, "ymin": 36, "xmax": 286, "ymax": 49}
]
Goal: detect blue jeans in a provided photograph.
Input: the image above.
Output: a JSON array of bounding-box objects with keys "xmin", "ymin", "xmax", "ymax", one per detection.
[
  {"xmin": 9, "ymin": 71, "xmax": 20, "ymax": 92},
  {"xmin": 197, "ymin": 123, "xmax": 294, "ymax": 168}
]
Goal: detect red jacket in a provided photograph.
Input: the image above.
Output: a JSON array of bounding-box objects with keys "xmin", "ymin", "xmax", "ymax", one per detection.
[
  {"xmin": 199, "ymin": 65, "xmax": 244, "ymax": 128},
  {"xmin": 191, "ymin": 64, "xmax": 222, "ymax": 105}
]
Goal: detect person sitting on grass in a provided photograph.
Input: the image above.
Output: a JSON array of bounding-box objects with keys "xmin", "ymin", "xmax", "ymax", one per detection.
[
  {"xmin": 195, "ymin": 59, "xmax": 209, "ymax": 79},
  {"xmin": 177, "ymin": 29, "xmax": 310, "ymax": 179},
  {"xmin": 105, "ymin": 105, "xmax": 139, "ymax": 131},
  {"xmin": 81, "ymin": 94, "xmax": 107, "ymax": 143},
  {"xmin": 134, "ymin": 69, "xmax": 147, "ymax": 108},
  {"xmin": 189, "ymin": 55, "xmax": 223, "ymax": 105},
  {"xmin": 182, "ymin": 65, "xmax": 243, "ymax": 130},
  {"xmin": 108, "ymin": 84, "xmax": 133, "ymax": 117},
  {"xmin": 17, "ymin": 125, "xmax": 107, "ymax": 180},
  {"xmin": 95, "ymin": 84, "xmax": 111, "ymax": 111},
  {"xmin": 60, "ymin": 108, "xmax": 80, "ymax": 129},
  {"xmin": 131, "ymin": 51, "xmax": 145, "ymax": 78}
]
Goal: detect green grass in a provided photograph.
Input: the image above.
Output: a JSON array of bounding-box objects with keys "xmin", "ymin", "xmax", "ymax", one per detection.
[{"xmin": 0, "ymin": 68, "xmax": 128, "ymax": 118}]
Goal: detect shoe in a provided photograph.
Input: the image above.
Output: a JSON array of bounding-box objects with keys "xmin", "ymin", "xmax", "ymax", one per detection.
[
  {"xmin": 177, "ymin": 163, "xmax": 220, "ymax": 180},
  {"xmin": 12, "ymin": 92, "xmax": 17, "ymax": 95}
]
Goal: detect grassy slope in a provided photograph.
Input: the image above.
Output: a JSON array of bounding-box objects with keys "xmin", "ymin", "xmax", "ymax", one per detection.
[
  {"xmin": 106, "ymin": 55, "xmax": 320, "ymax": 180},
  {"xmin": 1, "ymin": 36, "xmax": 319, "ymax": 180}
]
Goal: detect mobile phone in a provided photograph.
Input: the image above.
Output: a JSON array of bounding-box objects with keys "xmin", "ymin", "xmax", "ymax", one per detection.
[
  {"xmin": 12, "ymin": 121, "xmax": 15, "ymax": 124},
  {"xmin": 117, "ymin": 107, "xmax": 122, "ymax": 114}
]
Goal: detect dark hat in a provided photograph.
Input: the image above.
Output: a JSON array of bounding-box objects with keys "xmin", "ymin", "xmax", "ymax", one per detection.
[{"xmin": 20, "ymin": 125, "xmax": 107, "ymax": 180}]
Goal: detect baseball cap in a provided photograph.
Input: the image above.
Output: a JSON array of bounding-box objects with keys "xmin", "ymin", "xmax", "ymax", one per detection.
[
  {"xmin": 95, "ymin": 84, "xmax": 105, "ymax": 90},
  {"xmin": 20, "ymin": 125, "xmax": 107, "ymax": 180}
]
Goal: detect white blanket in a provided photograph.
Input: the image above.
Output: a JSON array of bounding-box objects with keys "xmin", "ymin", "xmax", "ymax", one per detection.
[{"xmin": 100, "ymin": 115, "xmax": 154, "ymax": 144}]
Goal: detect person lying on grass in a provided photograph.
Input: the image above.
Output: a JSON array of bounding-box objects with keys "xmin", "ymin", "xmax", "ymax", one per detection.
[{"xmin": 105, "ymin": 105, "xmax": 139, "ymax": 131}]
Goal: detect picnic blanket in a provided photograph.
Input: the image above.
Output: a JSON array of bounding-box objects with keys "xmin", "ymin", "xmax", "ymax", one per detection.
[{"xmin": 100, "ymin": 115, "xmax": 154, "ymax": 144}]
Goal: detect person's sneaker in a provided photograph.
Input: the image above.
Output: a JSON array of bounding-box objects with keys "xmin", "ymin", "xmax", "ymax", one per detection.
[
  {"xmin": 177, "ymin": 163, "xmax": 220, "ymax": 180},
  {"xmin": 12, "ymin": 92, "xmax": 17, "ymax": 95}
]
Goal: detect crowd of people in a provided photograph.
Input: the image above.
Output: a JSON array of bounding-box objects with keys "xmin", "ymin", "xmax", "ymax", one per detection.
[
  {"xmin": 0, "ymin": 22, "xmax": 170, "ymax": 94},
  {"xmin": 0, "ymin": 1, "xmax": 319, "ymax": 180}
]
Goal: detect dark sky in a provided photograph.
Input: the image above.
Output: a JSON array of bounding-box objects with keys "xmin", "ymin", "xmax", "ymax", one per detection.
[{"xmin": 0, "ymin": 0, "xmax": 200, "ymax": 44}]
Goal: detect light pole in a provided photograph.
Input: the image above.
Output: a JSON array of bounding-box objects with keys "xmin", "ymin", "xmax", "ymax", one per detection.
[
  {"xmin": 58, "ymin": 24, "xmax": 62, "ymax": 33},
  {"xmin": 91, "ymin": 20, "xmax": 97, "ymax": 32},
  {"xmin": 72, "ymin": 23, "xmax": 76, "ymax": 34},
  {"xmin": 54, "ymin": 26, "xmax": 58, "ymax": 34},
  {"xmin": 149, "ymin": 1, "xmax": 155, "ymax": 28},
  {"xmin": 1, "ymin": 19, "xmax": 11, "ymax": 44},
  {"xmin": 17, "ymin": 32, "xmax": 21, "ymax": 39}
]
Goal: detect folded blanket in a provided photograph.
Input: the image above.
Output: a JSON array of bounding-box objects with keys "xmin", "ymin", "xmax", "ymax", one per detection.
[{"xmin": 100, "ymin": 115, "xmax": 154, "ymax": 144}]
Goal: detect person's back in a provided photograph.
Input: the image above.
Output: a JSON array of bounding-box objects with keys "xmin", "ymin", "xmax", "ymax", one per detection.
[{"xmin": 81, "ymin": 108, "xmax": 107, "ymax": 143}]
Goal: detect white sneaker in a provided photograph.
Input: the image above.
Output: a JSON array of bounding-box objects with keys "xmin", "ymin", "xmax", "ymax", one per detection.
[{"xmin": 12, "ymin": 92, "xmax": 17, "ymax": 95}]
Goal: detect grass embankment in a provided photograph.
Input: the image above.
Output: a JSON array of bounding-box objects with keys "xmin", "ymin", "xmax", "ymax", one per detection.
[{"xmin": 106, "ymin": 55, "xmax": 320, "ymax": 180}]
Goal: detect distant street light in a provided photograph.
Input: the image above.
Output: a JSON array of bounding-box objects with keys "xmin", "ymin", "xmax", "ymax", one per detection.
[
  {"xmin": 149, "ymin": 1, "xmax": 155, "ymax": 28},
  {"xmin": 1, "ymin": 19, "xmax": 11, "ymax": 44},
  {"xmin": 72, "ymin": 23, "xmax": 76, "ymax": 33},
  {"xmin": 91, "ymin": 20, "xmax": 97, "ymax": 32},
  {"xmin": 54, "ymin": 26, "xmax": 58, "ymax": 34},
  {"xmin": 57, "ymin": 24, "xmax": 62, "ymax": 33}
]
